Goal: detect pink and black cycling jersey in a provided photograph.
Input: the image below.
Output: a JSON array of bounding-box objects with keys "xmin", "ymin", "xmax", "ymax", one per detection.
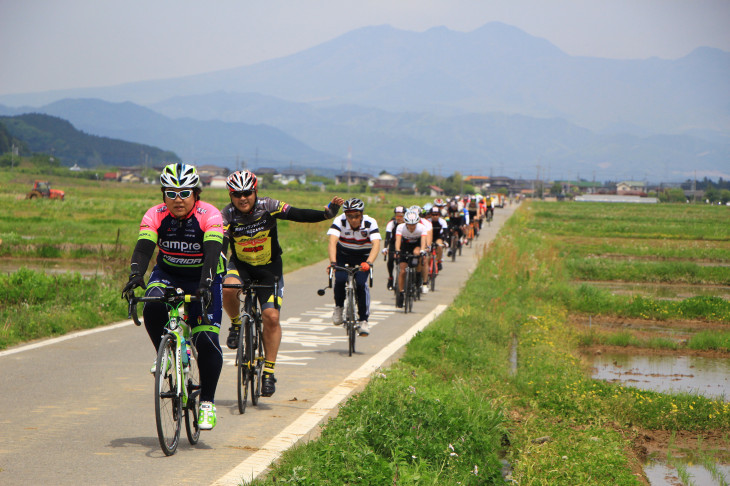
[{"xmin": 137, "ymin": 201, "xmax": 224, "ymax": 280}]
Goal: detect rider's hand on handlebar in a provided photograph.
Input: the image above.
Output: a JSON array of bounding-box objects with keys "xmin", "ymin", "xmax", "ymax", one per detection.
[
  {"xmin": 197, "ymin": 278, "xmax": 213, "ymax": 309},
  {"xmin": 122, "ymin": 273, "xmax": 146, "ymax": 297},
  {"xmin": 360, "ymin": 261, "xmax": 370, "ymax": 272},
  {"xmin": 420, "ymin": 250, "xmax": 428, "ymax": 257}
]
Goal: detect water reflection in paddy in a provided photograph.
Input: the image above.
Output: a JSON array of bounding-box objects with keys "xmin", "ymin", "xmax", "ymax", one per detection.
[{"xmin": 591, "ymin": 353, "xmax": 729, "ymax": 401}]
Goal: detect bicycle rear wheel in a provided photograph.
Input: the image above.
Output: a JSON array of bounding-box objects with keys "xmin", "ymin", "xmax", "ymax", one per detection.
[
  {"xmin": 184, "ymin": 342, "xmax": 201, "ymax": 445},
  {"xmin": 237, "ymin": 316, "xmax": 252, "ymax": 414},
  {"xmin": 155, "ymin": 333, "xmax": 182, "ymax": 456}
]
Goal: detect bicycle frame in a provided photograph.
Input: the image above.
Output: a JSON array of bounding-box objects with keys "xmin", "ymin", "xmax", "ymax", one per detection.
[
  {"xmin": 323, "ymin": 264, "xmax": 372, "ymax": 356},
  {"xmin": 222, "ymin": 279, "xmax": 279, "ymax": 413},
  {"xmin": 125, "ymin": 286, "xmax": 208, "ymax": 455}
]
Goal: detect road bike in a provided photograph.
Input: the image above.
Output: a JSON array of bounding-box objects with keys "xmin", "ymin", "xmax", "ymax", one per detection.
[
  {"xmin": 465, "ymin": 221, "xmax": 475, "ymax": 247},
  {"xmin": 125, "ymin": 286, "xmax": 208, "ymax": 456},
  {"xmin": 427, "ymin": 243, "xmax": 442, "ymax": 292},
  {"xmin": 448, "ymin": 226, "xmax": 462, "ymax": 262},
  {"xmin": 399, "ymin": 253, "xmax": 421, "ymax": 314},
  {"xmin": 319, "ymin": 264, "xmax": 371, "ymax": 356},
  {"xmin": 222, "ymin": 279, "xmax": 279, "ymax": 414}
]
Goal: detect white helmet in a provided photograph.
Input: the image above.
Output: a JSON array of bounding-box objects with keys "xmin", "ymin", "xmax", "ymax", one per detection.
[
  {"xmin": 226, "ymin": 170, "xmax": 258, "ymax": 192},
  {"xmin": 404, "ymin": 210, "xmax": 420, "ymax": 224},
  {"xmin": 160, "ymin": 163, "xmax": 199, "ymax": 189},
  {"xmin": 343, "ymin": 198, "xmax": 365, "ymax": 211}
]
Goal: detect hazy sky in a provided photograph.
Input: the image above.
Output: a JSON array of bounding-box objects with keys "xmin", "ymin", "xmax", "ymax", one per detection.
[{"xmin": 2, "ymin": 0, "xmax": 729, "ymax": 95}]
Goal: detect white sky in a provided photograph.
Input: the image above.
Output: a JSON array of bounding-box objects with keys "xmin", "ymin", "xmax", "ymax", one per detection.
[{"xmin": 1, "ymin": 0, "xmax": 729, "ymax": 95}]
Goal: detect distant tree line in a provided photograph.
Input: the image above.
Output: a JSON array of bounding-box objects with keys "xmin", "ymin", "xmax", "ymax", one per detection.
[
  {"xmin": 0, "ymin": 113, "xmax": 180, "ymax": 169},
  {"xmin": 681, "ymin": 177, "xmax": 730, "ymax": 191}
]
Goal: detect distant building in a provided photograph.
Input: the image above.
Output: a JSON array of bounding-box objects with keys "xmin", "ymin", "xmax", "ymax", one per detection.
[
  {"xmin": 576, "ymin": 195, "xmax": 657, "ymax": 203},
  {"xmin": 372, "ymin": 173, "xmax": 399, "ymax": 191},
  {"xmin": 335, "ymin": 171, "xmax": 373, "ymax": 185},
  {"xmin": 398, "ymin": 179, "xmax": 418, "ymax": 194},
  {"xmin": 616, "ymin": 181, "xmax": 647, "ymax": 196},
  {"xmin": 428, "ymin": 185, "xmax": 445, "ymax": 197},
  {"xmin": 197, "ymin": 165, "xmax": 228, "ymax": 178},
  {"xmin": 274, "ymin": 170, "xmax": 307, "ymax": 185},
  {"xmin": 209, "ymin": 175, "xmax": 228, "ymax": 189}
]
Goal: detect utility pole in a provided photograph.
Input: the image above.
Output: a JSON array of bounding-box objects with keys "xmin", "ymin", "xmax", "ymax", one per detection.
[{"xmin": 347, "ymin": 147, "xmax": 352, "ymax": 189}]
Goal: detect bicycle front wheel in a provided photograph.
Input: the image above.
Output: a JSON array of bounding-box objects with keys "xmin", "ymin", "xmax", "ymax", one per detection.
[
  {"xmin": 403, "ymin": 270, "xmax": 411, "ymax": 314},
  {"xmin": 155, "ymin": 333, "xmax": 182, "ymax": 456},
  {"xmin": 250, "ymin": 318, "xmax": 264, "ymax": 406},
  {"xmin": 237, "ymin": 316, "xmax": 251, "ymax": 414},
  {"xmin": 346, "ymin": 290, "xmax": 356, "ymax": 356},
  {"xmin": 184, "ymin": 342, "xmax": 201, "ymax": 445}
]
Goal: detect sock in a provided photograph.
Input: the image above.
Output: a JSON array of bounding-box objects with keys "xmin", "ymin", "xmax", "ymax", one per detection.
[
  {"xmin": 231, "ymin": 315, "xmax": 241, "ymax": 327},
  {"xmin": 264, "ymin": 360, "xmax": 275, "ymax": 375}
]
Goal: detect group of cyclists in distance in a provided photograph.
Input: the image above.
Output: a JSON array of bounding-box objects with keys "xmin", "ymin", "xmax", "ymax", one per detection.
[{"xmin": 122, "ymin": 163, "xmax": 498, "ymax": 433}]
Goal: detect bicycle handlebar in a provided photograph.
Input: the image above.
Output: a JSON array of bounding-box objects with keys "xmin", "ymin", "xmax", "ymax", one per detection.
[
  {"xmin": 124, "ymin": 287, "xmax": 211, "ymax": 327},
  {"xmin": 222, "ymin": 277, "xmax": 280, "ymax": 311},
  {"xmin": 318, "ymin": 264, "xmax": 373, "ymax": 295}
]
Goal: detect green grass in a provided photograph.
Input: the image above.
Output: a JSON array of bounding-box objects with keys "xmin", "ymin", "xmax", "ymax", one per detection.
[
  {"xmin": 249, "ymin": 201, "xmax": 729, "ymax": 485},
  {"xmin": 566, "ymin": 258, "xmax": 730, "ymax": 285},
  {"xmin": 0, "ymin": 268, "xmax": 127, "ymax": 348},
  {"xmin": 687, "ymin": 330, "xmax": 730, "ymax": 352}
]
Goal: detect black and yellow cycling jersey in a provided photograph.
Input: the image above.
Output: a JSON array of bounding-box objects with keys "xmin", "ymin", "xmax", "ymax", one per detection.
[{"xmin": 221, "ymin": 196, "xmax": 337, "ymax": 267}]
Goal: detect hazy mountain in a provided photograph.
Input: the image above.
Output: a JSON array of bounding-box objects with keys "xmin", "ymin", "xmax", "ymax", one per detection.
[
  {"xmin": 2, "ymin": 22, "xmax": 728, "ymax": 136},
  {"xmin": 33, "ymin": 99, "xmax": 339, "ymax": 168},
  {"xmin": 1, "ymin": 22, "xmax": 728, "ymax": 179},
  {"xmin": 7, "ymin": 96, "xmax": 727, "ymax": 181}
]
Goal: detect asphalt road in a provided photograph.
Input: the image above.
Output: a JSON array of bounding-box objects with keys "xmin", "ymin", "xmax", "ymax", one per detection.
[{"xmin": 0, "ymin": 203, "xmax": 517, "ymax": 486}]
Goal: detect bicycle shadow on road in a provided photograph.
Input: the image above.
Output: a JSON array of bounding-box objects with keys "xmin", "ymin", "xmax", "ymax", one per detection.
[{"xmin": 108, "ymin": 436, "xmax": 214, "ymax": 455}]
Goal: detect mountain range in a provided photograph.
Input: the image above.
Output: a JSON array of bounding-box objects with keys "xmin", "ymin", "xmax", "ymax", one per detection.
[{"xmin": 1, "ymin": 22, "xmax": 728, "ymax": 180}]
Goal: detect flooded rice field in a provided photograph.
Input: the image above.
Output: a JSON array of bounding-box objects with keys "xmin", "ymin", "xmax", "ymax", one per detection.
[
  {"xmin": 591, "ymin": 352, "xmax": 729, "ymax": 400},
  {"xmin": 645, "ymin": 460, "xmax": 730, "ymax": 486},
  {"xmin": 580, "ymin": 280, "xmax": 730, "ymax": 300},
  {"xmin": 581, "ymin": 315, "xmax": 730, "ymax": 485}
]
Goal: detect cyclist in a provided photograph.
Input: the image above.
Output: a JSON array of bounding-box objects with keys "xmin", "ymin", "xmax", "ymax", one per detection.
[
  {"xmin": 466, "ymin": 196, "xmax": 479, "ymax": 238},
  {"xmin": 394, "ymin": 210, "xmax": 428, "ymax": 308},
  {"xmin": 327, "ymin": 198, "xmax": 381, "ymax": 336},
  {"xmin": 486, "ymin": 194, "xmax": 495, "ymax": 222},
  {"xmin": 122, "ymin": 163, "xmax": 224, "ymax": 431},
  {"xmin": 382, "ymin": 206, "xmax": 405, "ymax": 291},
  {"xmin": 434, "ymin": 198, "xmax": 447, "ymax": 218},
  {"xmin": 428, "ymin": 206, "xmax": 448, "ymax": 270},
  {"xmin": 221, "ymin": 170, "xmax": 343, "ymax": 397},
  {"xmin": 445, "ymin": 197, "xmax": 464, "ymax": 257}
]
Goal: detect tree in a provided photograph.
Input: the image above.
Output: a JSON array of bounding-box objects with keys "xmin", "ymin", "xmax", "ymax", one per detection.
[{"xmin": 549, "ymin": 182, "xmax": 562, "ymax": 196}]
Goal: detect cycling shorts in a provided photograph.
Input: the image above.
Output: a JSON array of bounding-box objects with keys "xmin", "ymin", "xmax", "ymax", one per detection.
[{"xmin": 224, "ymin": 256, "xmax": 284, "ymax": 311}]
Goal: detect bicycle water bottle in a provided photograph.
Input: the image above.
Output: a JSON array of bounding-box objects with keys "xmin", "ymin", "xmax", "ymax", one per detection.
[{"xmin": 182, "ymin": 340, "xmax": 191, "ymax": 367}]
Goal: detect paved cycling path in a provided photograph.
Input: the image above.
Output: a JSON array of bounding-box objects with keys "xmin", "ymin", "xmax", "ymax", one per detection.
[{"xmin": 0, "ymin": 203, "xmax": 517, "ymax": 485}]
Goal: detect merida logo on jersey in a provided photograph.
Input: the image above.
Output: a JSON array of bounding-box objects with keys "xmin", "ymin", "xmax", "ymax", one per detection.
[
  {"xmin": 160, "ymin": 240, "xmax": 202, "ymax": 252},
  {"xmin": 164, "ymin": 255, "xmax": 204, "ymax": 265}
]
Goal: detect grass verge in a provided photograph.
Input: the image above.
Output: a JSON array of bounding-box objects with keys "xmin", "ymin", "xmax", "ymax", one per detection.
[{"xmin": 248, "ymin": 203, "xmax": 729, "ymax": 485}]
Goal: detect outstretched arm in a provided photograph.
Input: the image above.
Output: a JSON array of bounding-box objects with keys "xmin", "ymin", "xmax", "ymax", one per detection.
[{"xmin": 284, "ymin": 196, "xmax": 344, "ymax": 222}]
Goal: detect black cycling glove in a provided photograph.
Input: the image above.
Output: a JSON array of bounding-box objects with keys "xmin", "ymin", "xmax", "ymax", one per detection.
[{"xmin": 198, "ymin": 277, "xmax": 213, "ymax": 309}]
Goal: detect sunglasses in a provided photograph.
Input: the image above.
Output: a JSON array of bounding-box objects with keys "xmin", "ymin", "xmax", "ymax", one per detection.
[
  {"xmin": 231, "ymin": 190, "xmax": 254, "ymax": 198},
  {"xmin": 164, "ymin": 189, "xmax": 193, "ymax": 200}
]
